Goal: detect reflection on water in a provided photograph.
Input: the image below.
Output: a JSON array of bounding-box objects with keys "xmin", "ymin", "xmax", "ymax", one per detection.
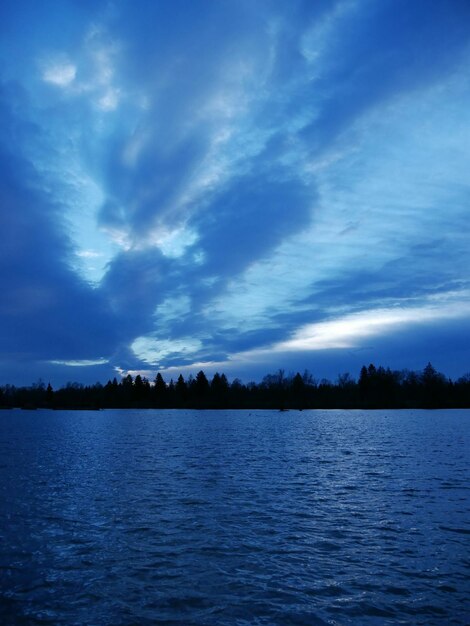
[{"xmin": 0, "ymin": 409, "xmax": 469, "ymax": 625}]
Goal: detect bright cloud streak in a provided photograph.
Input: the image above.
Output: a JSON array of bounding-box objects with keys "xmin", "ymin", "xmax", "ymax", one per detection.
[
  {"xmin": 49, "ymin": 358, "xmax": 109, "ymax": 367},
  {"xmin": 276, "ymin": 296, "xmax": 470, "ymax": 352}
]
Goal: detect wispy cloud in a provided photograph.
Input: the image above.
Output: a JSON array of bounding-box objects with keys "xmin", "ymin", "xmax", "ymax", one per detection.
[
  {"xmin": 42, "ymin": 59, "xmax": 77, "ymax": 87},
  {"xmin": 49, "ymin": 358, "xmax": 109, "ymax": 367}
]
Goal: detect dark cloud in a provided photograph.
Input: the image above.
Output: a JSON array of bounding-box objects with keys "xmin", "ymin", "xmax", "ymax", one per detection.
[
  {"xmin": 96, "ymin": 2, "xmax": 272, "ymax": 235},
  {"xmin": 101, "ymin": 247, "xmax": 173, "ymax": 336},
  {"xmin": 192, "ymin": 172, "xmax": 314, "ymax": 275},
  {"xmin": 298, "ymin": 237, "xmax": 469, "ymax": 314},
  {"xmin": 99, "ymin": 126, "xmax": 212, "ymax": 234},
  {"xmin": 351, "ymin": 317, "xmax": 470, "ymax": 381},
  {"xmin": 0, "ymin": 89, "xmax": 118, "ymax": 370}
]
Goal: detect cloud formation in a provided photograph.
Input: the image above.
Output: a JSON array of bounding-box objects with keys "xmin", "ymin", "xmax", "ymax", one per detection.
[
  {"xmin": 0, "ymin": 0, "xmax": 469, "ymax": 385},
  {"xmin": 0, "ymin": 86, "xmax": 118, "ymax": 381}
]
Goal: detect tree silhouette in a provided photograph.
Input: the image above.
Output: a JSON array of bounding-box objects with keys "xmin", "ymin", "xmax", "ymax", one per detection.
[
  {"xmin": 0, "ymin": 362, "xmax": 468, "ymax": 409},
  {"xmin": 193, "ymin": 370, "xmax": 210, "ymax": 406},
  {"xmin": 175, "ymin": 374, "xmax": 187, "ymax": 406},
  {"xmin": 154, "ymin": 373, "xmax": 167, "ymax": 407}
]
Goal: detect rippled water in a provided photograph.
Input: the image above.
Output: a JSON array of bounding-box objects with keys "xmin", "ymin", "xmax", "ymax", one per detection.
[{"xmin": 0, "ymin": 409, "xmax": 469, "ymax": 625}]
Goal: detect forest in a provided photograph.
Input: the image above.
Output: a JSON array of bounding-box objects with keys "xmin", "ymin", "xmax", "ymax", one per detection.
[{"xmin": 0, "ymin": 362, "xmax": 469, "ymax": 410}]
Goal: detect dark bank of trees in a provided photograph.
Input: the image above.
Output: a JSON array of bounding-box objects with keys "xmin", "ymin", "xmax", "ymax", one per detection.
[{"xmin": 1, "ymin": 363, "xmax": 469, "ymax": 410}]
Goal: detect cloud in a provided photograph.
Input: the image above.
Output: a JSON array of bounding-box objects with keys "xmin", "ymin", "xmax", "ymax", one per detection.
[
  {"xmin": 48, "ymin": 358, "xmax": 109, "ymax": 367},
  {"xmin": 42, "ymin": 60, "xmax": 77, "ymax": 87},
  {"xmin": 153, "ymin": 294, "xmax": 470, "ymax": 382},
  {"xmin": 192, "ymin": 172, "xmax": 314, "ymax": 275},
  {"xmin": 275, "ymin": 294, "xmax": 470, "ymax": 352},
  {"xmin": 300, "ymin": 0, "xmax": 470, "ymax": 153},
  {"xmin": 131, "ymin": 336, "xmax": 203, "ymax": 366},
  {"xmin": 0, "ymin": 0, "xmax": 469, "ymax": 384},
  {"xmin": 0, "ymin": 86, "xmax": 118, "ymax": 373}
]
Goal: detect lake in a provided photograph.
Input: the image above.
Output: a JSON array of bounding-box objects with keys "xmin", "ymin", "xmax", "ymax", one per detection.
[{"xmin": 0, "ymin": 409, "xmax": 468, "ymax": 625}]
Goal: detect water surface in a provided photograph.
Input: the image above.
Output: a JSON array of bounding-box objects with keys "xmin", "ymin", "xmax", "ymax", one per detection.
[{"xmin": 1, "ymin": 409, "xmax": 469, "ymax": 625}]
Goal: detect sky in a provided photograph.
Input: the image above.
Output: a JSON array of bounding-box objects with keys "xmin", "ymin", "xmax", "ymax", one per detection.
[{"xmin": 1, "ymin": 0, "xmax": 469, "ymax": 387}]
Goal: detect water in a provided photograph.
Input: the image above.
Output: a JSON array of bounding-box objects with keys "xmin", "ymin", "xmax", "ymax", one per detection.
[{"xmin": 0, "ymin": 409, "xmax": 468, "ymax": 625}]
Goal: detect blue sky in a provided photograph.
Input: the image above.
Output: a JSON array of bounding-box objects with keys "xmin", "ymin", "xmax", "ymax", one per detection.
[{"xmin": 1, "ymin": 0, "xmax": 469, "ymax": 386}]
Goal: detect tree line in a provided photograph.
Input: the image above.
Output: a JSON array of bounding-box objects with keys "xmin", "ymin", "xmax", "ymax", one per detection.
[{"xmin": 1, "ymin": 363, "xmax": 469, "ymax": 410}]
